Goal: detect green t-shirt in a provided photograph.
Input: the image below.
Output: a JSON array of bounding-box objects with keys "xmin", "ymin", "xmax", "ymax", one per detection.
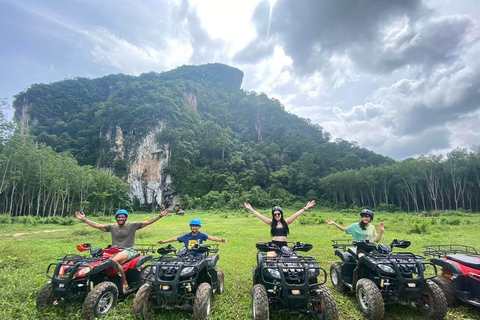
[
  {"xmin": 105, "ymin": 222, "xmax": 143, "ymax": 248},
  {"xmin": 345, "ymin": 223, "xmax": 377, "ymax": 242}
]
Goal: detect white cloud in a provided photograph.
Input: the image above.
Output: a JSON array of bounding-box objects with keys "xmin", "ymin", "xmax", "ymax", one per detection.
[{"xmin": 88, "ymin": 28, "xmax": 193, "ymax": 74}]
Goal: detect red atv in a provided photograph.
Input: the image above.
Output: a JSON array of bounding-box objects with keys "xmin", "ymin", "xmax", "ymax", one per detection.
[
  {"xmin": 36, "ymin": 243, "xmax": 154, "ymax": 319},
  {"xmin": 423, "ymin": 244, "xmax": 480, "ymax": 307}
]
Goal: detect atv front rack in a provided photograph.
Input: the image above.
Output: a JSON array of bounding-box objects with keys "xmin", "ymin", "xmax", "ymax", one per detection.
[{"xmin": 422, "ymin": 244, "xmax": 479, "ymax": 257}]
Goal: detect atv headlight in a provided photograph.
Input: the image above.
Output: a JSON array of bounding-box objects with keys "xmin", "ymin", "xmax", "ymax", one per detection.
[
  {"xmin": 75, "ymin": 267, "xmax": 91, "ymax": 278},
  {"xmin": 378, "ymin": 264, "xmax": 395, "ymax": 274},
  {"xmin": 180, "ymin": 267, "xmax": 195, "ymax": 276},
  {"xmin": 266, "ymin": 268, "xmax": 281, "ymax": 279}
]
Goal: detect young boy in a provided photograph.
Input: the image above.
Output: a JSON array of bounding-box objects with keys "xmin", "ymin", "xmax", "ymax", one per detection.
[{"xmin": 156, "ymin": 218, "xmax": 226, "ymax": 256}]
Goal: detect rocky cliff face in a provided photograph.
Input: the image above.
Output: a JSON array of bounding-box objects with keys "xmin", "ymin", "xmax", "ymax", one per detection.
[{"xmin": 125, "ymin": 124, "xmax": 174, "ymax": 210}]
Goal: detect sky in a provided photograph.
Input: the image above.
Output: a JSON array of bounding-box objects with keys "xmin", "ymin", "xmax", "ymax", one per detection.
[{"xmin": 1, "ymin": 0, "xmax": 480, "ymax": 160}]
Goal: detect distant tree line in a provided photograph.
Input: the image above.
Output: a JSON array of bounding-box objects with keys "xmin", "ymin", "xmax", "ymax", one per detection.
[
  {"xmin": 0, "ymin": 101, "xmax": 130, "ymax": 217},
  {"xmin": 321, "ymin": 148, "xmax": 480, "ymax": 213}
]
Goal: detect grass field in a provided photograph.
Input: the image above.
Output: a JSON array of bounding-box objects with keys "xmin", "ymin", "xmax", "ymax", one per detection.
[{"xmin": 1, "ymin": 208, "xmax": 480, "ymax": 320}]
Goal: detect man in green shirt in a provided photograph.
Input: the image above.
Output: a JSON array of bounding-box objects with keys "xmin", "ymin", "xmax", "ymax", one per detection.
[{"xmin": 75, "ymin": 208, "xmax": 169, "ymax": 291}]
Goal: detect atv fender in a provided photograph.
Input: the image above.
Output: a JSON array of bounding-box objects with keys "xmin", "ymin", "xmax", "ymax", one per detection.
[
  {"xmin": 90, "ymin": 260, "xmax": 119, "ymax": 275},
  {"xmin": 335, "ymin": 250, "xmax": 355, "ymax": 263},
  {"xmin": 430, "ymin": 258, "xmax": 462, "ymax": 275},
  {"xmin": 206, "ymin": 254, "xmax": 219, "ymax": 268}
]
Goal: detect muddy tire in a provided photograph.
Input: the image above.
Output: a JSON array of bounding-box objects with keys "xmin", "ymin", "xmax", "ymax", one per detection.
[
  {"xmin": 431, "ymin": 275, "xmax": 458, "ymax": 307},
  {"xmin": 252, "ymin": 266, "xmax": 259, "ymax": 285},
  {"xmin": 416, "ymin": 280, "xmax": 448, "ymax": 319},
  {"xmin": 310, "ymin": 284, "xmax": 339, "ymax": 320},
  {"xmin": 356, "ymin": 278, "xmax": 384, "ymax": 320},
  {"xmin": 330, "ymin": 263, "xmax": 348, "ymax": 293},
  {"xmin": 82, "ymin": 281, "xmax": 118, "ymax": 319},
  {"xmin": 252, "ymin": 284, "xmax": 269, "ymax": 320},
  {"xmin": 36, "ymin": 283, "xmax": 55, "ymax": 311},
  {"xmin": 132, "ymin": 284, "xmax": 156, "ymax": 319},
  {"xmin": 216, "ymin": 269, "xmax": 225, "ymax": 295},
  {"xmin": 193, "ymin": 282, "xmax": 212, "ymax": 320}
]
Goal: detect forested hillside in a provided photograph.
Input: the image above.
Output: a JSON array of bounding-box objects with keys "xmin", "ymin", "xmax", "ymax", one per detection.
[{"xmin": 11, "ymin": 63, "xmax": 394, "ymax": 211}]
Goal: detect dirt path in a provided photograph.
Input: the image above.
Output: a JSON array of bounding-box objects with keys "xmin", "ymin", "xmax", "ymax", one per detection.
[{"xmin": 3, "ymin": 229, "xmax": 66, "ymax": 237}]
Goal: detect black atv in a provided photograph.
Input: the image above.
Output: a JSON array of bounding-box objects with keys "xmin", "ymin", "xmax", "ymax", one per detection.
[
  {"xmin": 132, "ymin": 244, "xmax": 224, "ymax": 320},
  {"xmin": 36, "ymin": 243, "xmax": 155, "ymax": 319},
  {"xmin": 252, "ymin": 242, "xmax": 338, "ymax": 320},
  {"xmin": 330, "ymin": 239, "xmax": 447, "ymax": 320}
]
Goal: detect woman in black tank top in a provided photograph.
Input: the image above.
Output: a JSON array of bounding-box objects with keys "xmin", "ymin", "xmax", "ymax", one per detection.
[{"xmin": 244, "ymin": 201, "xmax": 316, "ymax": 255}]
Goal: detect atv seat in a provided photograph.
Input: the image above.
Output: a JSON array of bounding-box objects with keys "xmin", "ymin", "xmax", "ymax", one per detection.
[
  {"xmin": 447, "ymin": 254, "xmax": 480, "ymax": 270},
  {"xmin": 205, "ymin": 253, "xmax": 219, "ymax": 268}
]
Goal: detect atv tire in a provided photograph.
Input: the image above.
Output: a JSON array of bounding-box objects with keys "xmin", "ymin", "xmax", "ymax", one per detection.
[
  {"xmin": 132, "ymin": 283, "xmax": 156, "ymax": 319},
  {"xmin": 330, "ymin": 263, "xmax": 349, "ymax": 293},
  {"xmin": 82, "ymin": 281, "xmax": 118, "ymax": 319},
  {"xmin": 216, "ymin": 269, "xmax": 225, "ymax": 295},
  {"xmin": 252, "ymin": 284, "xmax": 269, "ymax": 320},
  {"xmin": 252, "ymin": 266, "xmax": 259, "ymax": 285},
  {"xmin": 193, "ymin": 282, "xmax": 212, "ymax": 320},
  {"xmin": 432, "ymin": 275, "xmax": 458, "ymax": 307},
  {"xmin": 356, "ymin": 278, "xmax": 384, "ymax": 320},
  {"xmin": 416, "ymin": 280, "xmax": 448, "ymax": 319},
  {"xmin": 310, "ymin": 284, "xmax": 339, "ymax": 320},
  {"xmin": 36, "ymin": 283, "xmax": 55, "ymax": 311}
]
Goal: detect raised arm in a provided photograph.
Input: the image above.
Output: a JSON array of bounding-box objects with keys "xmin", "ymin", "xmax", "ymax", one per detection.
[
  {"xmin": 243, "ymin": 202, "xmax": 272, "ymax": 225},
  {"xmin": 326, "ymin": 220, "xmax": 346, "ymax": 232},
  {"xmin": 375, "ymin": 223, "xmax": 385, "ymax": 243},
  {"xmin": 142, "ymin": 209, "xmax": 169, "ymax": 228},
  {"xmin": 285, "ymin": 200, "xmax": 315, "ymax": 225},
  {"xmin": 75, "ymin": 211, "xmax": 107, "ymax": 232},
  {"xmin": 208, "ymin": 236, "xmax": 227, "ymax": 243},
  {"xmin": 156, "ymin": 237, "xmax": 178, "ymax": 245}
]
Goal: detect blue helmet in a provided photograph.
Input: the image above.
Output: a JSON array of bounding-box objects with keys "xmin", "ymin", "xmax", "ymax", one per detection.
[
  {"xmin": 189, "ymin": 218, "xmax": 202, "ymax": 227},
  {"xmin": 115, "ymin": 209, "xmax": 129, "ymax": 218}
]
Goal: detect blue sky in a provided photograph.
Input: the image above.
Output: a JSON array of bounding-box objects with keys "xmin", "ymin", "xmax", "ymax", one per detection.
[{"xmin": 1, "ymin": 0, "xmax": 480, "ymax": 160}]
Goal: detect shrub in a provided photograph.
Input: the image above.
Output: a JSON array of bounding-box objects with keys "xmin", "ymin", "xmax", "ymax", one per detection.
[{"xmin": 408, "ymin": 222, "xmax": 429, "ymax": 234}]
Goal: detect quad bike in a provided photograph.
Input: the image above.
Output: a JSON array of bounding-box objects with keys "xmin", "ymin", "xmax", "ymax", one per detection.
[
  {"xmin": 36, "ymin": 243, "xmax": 155, "ymax": 319},
  {"xmin": 132, "ymin": 244, "xmax": 224, "ymax": 320},
  {"xmin": 330, "ymin": 239, "xmax": 447, "ymax": 320},
  {"xmin": 252, "ymin": 242, "xmax": 338, "ymax": 320},
  {"xmin": 423, "ymin": 244, "xmax": 480, "ymax": 307}
]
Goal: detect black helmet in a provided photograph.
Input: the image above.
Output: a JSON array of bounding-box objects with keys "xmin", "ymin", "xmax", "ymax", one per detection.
[
  {"xmin": 272, "ymin": 206, "xmax": 283, "ymax": 215},
  {"xmin": 361, "ymin": 209, "xmax": 374, "ymax": 221}
]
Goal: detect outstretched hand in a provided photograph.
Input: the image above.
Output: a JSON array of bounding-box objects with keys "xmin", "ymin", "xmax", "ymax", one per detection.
[
  {"xmin": 156, "ymin": 240, "xmax": 165, "ymax": 245},
  {"xmin": 379, "ymin": 223, "xmax": 385, "ymax": 232},
  {"xmin": 326, "ymin": 220, "xmax": 336, "ymax": 225},
  {"xmin": 221, "ymin": 238, "xmax": 227, "ymax": 244},
  {"xmin": 75, "ymin": 211, "xmax": 85, "ymax": 221},
  {"xmin": 243, "ymin": 202, "xmax": 253, "ymax": 212},
  {"xmin": 305, "ymin": 200, "xmax": 316, "ymax": 210}
]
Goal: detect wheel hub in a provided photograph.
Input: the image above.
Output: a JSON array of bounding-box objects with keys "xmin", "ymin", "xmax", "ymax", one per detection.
[{"xmin": 97, "ymin": 291, "xmax": 114, "ymax": 315}]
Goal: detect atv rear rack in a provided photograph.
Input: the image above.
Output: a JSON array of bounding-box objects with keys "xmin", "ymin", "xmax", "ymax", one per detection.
[
  {"xmin": 331, "ymin": 239, "xmax": 355, "ymax": 251},
  {"xmin": 422, "ymin": 244, "xmax": 479, "ymax": 257}
]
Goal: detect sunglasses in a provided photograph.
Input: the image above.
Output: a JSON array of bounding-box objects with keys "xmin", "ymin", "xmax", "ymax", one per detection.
[
  {"xmin": 361, "ymin": 214, "xmax": 370, "ymax": 218},
  {"xmin": 274, "ymin": 213, "xmax": 282, "ymax": 217}
]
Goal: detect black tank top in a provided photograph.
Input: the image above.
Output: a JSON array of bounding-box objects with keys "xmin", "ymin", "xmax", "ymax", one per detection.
[{"xmin": 272, "ymin": 226, "xmax": 288, "ymax": 237}]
